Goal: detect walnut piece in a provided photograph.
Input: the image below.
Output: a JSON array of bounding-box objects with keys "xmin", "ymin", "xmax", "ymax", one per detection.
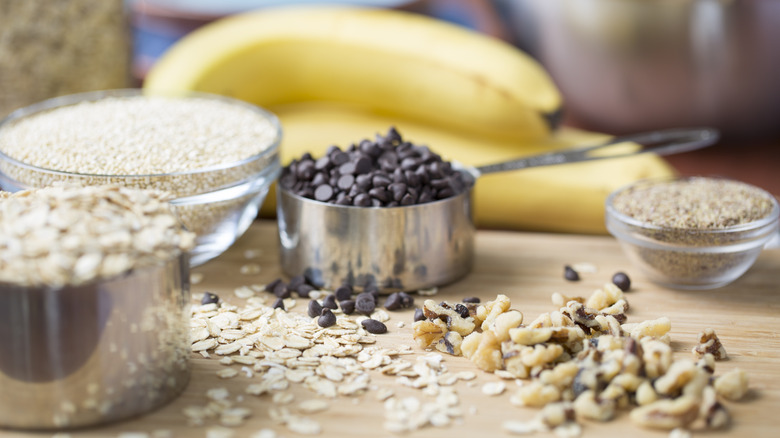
[
  {"xmin": 713, "ymin": 368, "xmax": 749, "ymax": 401},
  {"xmin": 692, "ymin": 328, "xmax": 728, "ymax": 361},
  {"xmin": 629, "ymin": 396, "xmax": 699, "ymax": 430}
]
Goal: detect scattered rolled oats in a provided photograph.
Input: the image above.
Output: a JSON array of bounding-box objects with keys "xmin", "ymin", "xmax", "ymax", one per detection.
[
  {"xmin": 285, "ymin": 416, "xmax": 322, "ymax": 435},
  {"xmin": 216, "ymin": 368, "xmax": 239, "ymax": 379},
  {"xmin": 240, "ymin": 264, "xmax": 262, "ymax": 275},
  {"xmin": 481, "ymin": 381, "xmax": 507, "ymax": 396}
]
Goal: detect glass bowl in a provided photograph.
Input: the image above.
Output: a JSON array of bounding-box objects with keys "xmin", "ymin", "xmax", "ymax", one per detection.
[
  {"xmin": 0, "ymin": 89, "xmax": 281, "ymax": 266},
  {"xmin": 605, "ymin": 177, "xmax": 779, "ymax": 290}
]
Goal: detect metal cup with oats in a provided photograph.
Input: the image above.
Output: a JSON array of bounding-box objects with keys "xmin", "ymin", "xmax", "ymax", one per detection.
[
  {"xmin": 0, "ymin": 185, "xmax": 194, "ymax": 429},
  {"xmin": 0, "ymin": 89, "xmax": 282, "ymax": 266},
  {"xmin": 606, "ymin": 176, "xmax": 780, "ymax": 289}
]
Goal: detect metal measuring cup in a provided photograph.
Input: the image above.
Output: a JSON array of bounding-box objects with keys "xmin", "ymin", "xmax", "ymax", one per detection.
[
  {"xmin": 0, "ymin": 255, "xmax": 191, "ymax": 430},
  {"xmin": 277, "ymin": 128, "xmax": 719, "ymax": 292}
]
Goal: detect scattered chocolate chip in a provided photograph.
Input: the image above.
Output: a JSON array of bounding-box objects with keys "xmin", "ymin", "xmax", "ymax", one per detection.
[
  {"xmin": 462, "ymin": 297, "xmax": 480, "ymax": 304},
  {"xmin": 612, "ymin": 272, "xmax": 631, "ymax": 292},
  {"xmin": 413, "ymin": 308, "xmax": 425, "ymax": 322},
  {"xmin": 272, "ymin": 297, "xmax": 285, "ymax": 310},
  {"xmin": 361, "ymin": 318, "xmax": 387, "ymax": 334},
  {"xmin": 201, "ymin": 292, "xmax": 219, "ymax": 305},
  {"xmin": 273, "ymin": 282, "xmax": 291, "ymax": 299},
  {"xmin": 564, "ymin": 265, "xmax": 580, "ymax": 282},
  {"xmin": 355, "ymin": 293, "xmax": 376, "ymax": 315},
  {"xmin": 264, "ymin": 278, "xmax": 283, "ymax": 293},
  {"xmin": 288, "ymin": 275, "xmax": 306, "ymax": 291},
  {"xmin": 384, "ymin": 292, "xmax": 403, "ymax": 311},
  {"xmin": 297, "ymin": 284, "xmax": 314, "ymax": 298},
  {"xmin": 335, "ymin": 285, "xmax": 353, "ymax": 302},
  {"xmin": 340, "ymin": 299, "xmax": 356, "ymax": 315},
  {"xmin": 322, "ymin": 293, "xmax": 338, "ymax": 309},
  {"xmin": 308, "ymin": 300, "xmax": 323, "ymax": 318},
  {"xmin": 398, "ymin": 291, "xmax": 414, "ymax": 308},
  {"xmin": 317, "ymin": 308, "xmax": 337, "ymax": 328}
]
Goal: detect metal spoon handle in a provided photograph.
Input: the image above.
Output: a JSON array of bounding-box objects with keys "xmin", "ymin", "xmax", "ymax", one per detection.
[{"xmin": 475, "ymin": 127, "xmax": 720, "ymax": 175}]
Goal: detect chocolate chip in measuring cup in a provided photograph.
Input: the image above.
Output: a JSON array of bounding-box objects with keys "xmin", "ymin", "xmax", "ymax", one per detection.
[{"xmin": 279, "ymin": 127, "xmax": 469, "ymax": 207}]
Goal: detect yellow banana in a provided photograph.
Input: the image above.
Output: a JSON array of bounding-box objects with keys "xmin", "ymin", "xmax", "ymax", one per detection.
[
  {"xmin": 259, "ymin": 102, "xmax": 676, "ymax": 234},
  {"xmin": 144, "ymin": 5, "xmax": 561, "ymax": 142}
]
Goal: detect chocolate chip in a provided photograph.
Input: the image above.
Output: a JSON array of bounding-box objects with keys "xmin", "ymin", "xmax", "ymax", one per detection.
[
  {"xmin": 339, "ymin": 299, "xmax": 356, "ymax": 315},
  {"xmin": 361, "ymin": 318, "xmax": 387, "ymax": 334},
  {"xmin": 355, "ymin": 293, "xmax": 376, "ymax": 315},
  {"xmin": 272, "ymin": 297, "xmax": 285, "ymax": 310},
  {"xmin": 388, "ymin": 183, "xmax": 407, "ymax": 202},
  {"xmin": 462, "ymin": 297, "xmax": 480, "ymax": 303},
  {"xmin": 265, "ymin": 278, "xmax": 283, "ymax": 293},
  {"xmin": 454, "ymin": 303, "xmax": 470, "ymax": 319},
  {"xmin": 279, "ymin": 128, "xmax": 469, "ymax": 206},
  {"xmin": 337, "ymin": 174, "xmax": 355, "ymax": 190},
  {"xmin": 273, "ymin": 282, "xmax": 291, "ymax": 299},
  {"xmin": 356, "ymin": 174, "xmax": 373, "ymax": 190},
  {"xmin": 384, "ymin": 292, "xmax": 403, "ymax": 311},
  {"xmin": 612, "ymin": 272, "xmax": 631, "ymax": 292},
  {"xmin": 331, "ymin": 151, "xmax": 349, "ymax": 165},
  {"xmin": 297, "ymin": 284, "xmax": 314, "ymax": 298},
  {"xmin": 335, "ymin": 285, "xmax": 353, "ymax": 301},
  {"xmin": 398, "ymin": 292, "xmax": 414, "ymax": 308},
  {"xmin": 318, "ymin": 308, "xmax": 337, "ymax": 328},
  {"xmin": 314, "ymin": 184, "xmax": 334, "ymax": 202},
  {"xmin": 339, "ymin": 161, "xmax": 356, "ymax": 175},
  {"xmin": 368, "ymin": 187, "xmax": 389, "ymax": 203},
  {"xmin": 413, "ymin": 307, "xmax": 425, "ymax": 322},
  {"xmin": 353, "ymin": 193, "xmax": 371, "ymax": 206},
  {"xmin": 201, "ymin": 292, "xmax": 219, "ymax": 305},
  {"xmin": 564, "ymin": 265, "xmax": 580, "ymax": 282},
  {"xmin": 288, "ymin": 275, "xmax": 306, "ymax": 291},
  {"xmin": 308, "ymin": 299, "xmax": 323, "ymax": 318},
  {"xmin": 371, "ymin": 173, "xmax": 391, "ymax": 188},
  {"xmin": 322, "ymin": 293, "xmax": 338, "ymax": 309}
]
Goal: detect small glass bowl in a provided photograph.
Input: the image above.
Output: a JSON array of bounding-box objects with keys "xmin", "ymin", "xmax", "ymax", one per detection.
[
  {"xmin": 0, "ymin": 89, "xmax": 281, "ymax": 266},
  {"xmin": 605, "ymin": 177, "xmax": 780, "ymax": 290}
]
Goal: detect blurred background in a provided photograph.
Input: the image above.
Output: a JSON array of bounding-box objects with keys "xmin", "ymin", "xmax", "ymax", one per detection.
[{"xmin": 1, "ymin": 0, "xmax": 778, "ymax": 196}]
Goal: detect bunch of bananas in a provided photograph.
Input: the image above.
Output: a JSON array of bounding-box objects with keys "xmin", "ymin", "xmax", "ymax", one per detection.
[{"xmin": 144, "ymin": 5, "xmax": 674, "ymax": 234}]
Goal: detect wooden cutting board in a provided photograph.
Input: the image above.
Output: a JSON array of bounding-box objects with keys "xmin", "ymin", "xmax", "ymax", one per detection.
[{"xmin": 4, "ymin": 220, "xmax": 779, "ymax": 438}]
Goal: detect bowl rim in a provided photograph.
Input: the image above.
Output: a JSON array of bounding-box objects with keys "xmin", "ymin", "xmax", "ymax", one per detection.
[
  {"xmin": 605, "ymin": 175, "xmax": 780, "ymax": 236},
  {"xmin": 0, "ymin": 89, "xmax": 282, "ymax": 180}
]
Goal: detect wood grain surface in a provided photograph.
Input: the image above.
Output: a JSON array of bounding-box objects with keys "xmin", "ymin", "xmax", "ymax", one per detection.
[{"xmin": 3, "ymin": 220, "xmax": 779, "ymax": 438}]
